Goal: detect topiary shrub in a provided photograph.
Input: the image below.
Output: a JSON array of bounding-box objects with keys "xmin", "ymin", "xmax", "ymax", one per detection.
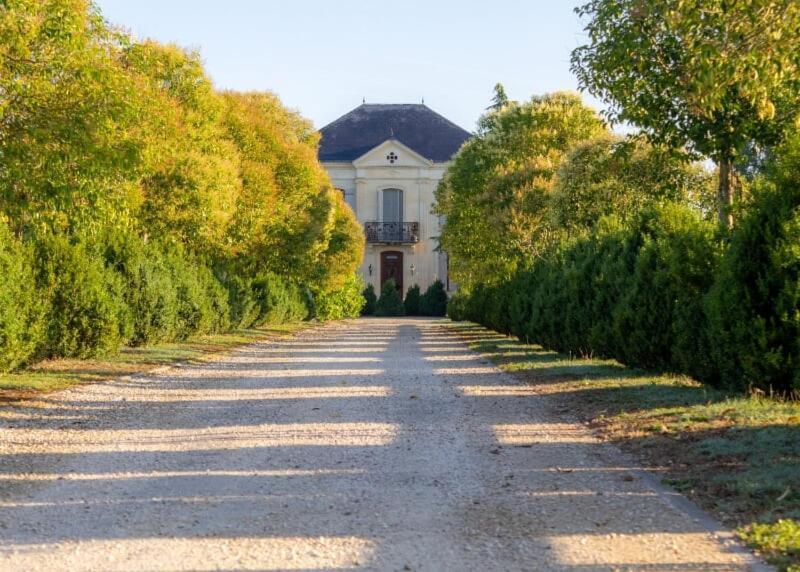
[
  {"xmin": 0, "ymin": 222, "xmax": 46, "ymax": 371},
  {"xmin": 314, "ymin": 274, "xmax": 366, "ymax": 321},
  {"xmin": 361, "ymin": 283, "xmax": 377, "ymax": 316},
  {"xmin": 404, "ymin": 284, "xmax": 422, "ymax": 316},
  {"xmin": 375, "ymin": 279, "xmax": 405, "ymax": 316},
  {"xmin": 420, "ymin": 279, "xmax": 449, "ymax": 317},
  {"xmin": 35, "ymin": 235, "xmax": 128, "ymax": 359}
]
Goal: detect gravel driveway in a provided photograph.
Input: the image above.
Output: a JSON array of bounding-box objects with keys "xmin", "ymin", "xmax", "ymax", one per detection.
[{"xmin": 0, "ymin": 318, "xmax": 766, "ymax": 571}]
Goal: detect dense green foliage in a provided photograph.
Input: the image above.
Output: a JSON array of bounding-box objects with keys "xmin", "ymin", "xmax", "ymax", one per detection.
[
  {"xmin": 375, "ymin": 280, "xmax": 405, "ymax": 317},
  {"xmin": 550, "ymin": 136, "xmax": 715, "ymax": 233},
  {"xmin": 313, "ymin": 275, "xmax": 366, "ymax": 321},
  {"xmin": 448, "ymin": 130, "xmax": 800, "ymax": 394},
  {"xmin": 361, "ymin": 284, "xmax": 377, "ymax": 316},
  {"xmin": 571, "ymin": 0, "xmax": 800, "ymax": 225},
  {"xmin": 420, "ymin": 280, "xmax": 448, "ymax": 317},
  {"xmin": 706, "ymin": 139, "xmax": 800, "ymax": 393},
  {"xmin": 35, "ymin": 236, "xmax": 129, "ymax": 359},
  {"xmin": 0, "ymin": 222, "xmax": 45, "ymax": 370},
  {"xmin": 435, "ymin": 92, "xmax": 606, "ymax": 289},
  {"xmin": 0, "ymin": 0, "xmax": 364, "ymax": 371},
  {"xmin": 403, "ymin": 285, "xmax": 422, "ymax": 316}
]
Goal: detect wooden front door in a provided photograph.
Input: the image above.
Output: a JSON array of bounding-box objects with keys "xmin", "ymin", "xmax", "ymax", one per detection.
[{"xmin": 380, "ymin": 251, "xmax": 403, "ymax": 294}]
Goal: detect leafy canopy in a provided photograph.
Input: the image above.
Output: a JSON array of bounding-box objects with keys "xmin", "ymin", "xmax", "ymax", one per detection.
[
  {"xmin": 571, "ymin": 0, "xmax": 800, "ymax": 224},
  {"xmin": 435, "ymin": 92, "xmax": 605, "ymax": 289}
]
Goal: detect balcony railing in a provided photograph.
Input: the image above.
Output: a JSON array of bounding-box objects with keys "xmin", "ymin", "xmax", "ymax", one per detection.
[{"xmin": 364, "ymin": 222, "xmax": 420, "ymax": 244}]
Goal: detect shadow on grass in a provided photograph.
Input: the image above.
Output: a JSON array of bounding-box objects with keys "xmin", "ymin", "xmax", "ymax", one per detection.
[
  {"xmin": 0, "ymin": 325, "xmax": 310, "ymax": 398},
  {"xmin": 448, "ymin": 320, "xmax": 800, "ymax": 570}
]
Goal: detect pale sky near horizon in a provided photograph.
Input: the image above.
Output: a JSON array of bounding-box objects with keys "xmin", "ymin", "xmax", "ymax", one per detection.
[{"xmin": 95, "ymin": 1, "xmax": 599, "ymax": 132}]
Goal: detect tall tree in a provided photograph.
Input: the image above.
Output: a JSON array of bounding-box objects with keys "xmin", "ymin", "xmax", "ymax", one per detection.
[
  {"xmin": 571, "ymin": 0, "xmax": 800, "ymax": 227},
  {"xmin": 436, "ymin": 92, "xmax": 605, "ymax": 288}
]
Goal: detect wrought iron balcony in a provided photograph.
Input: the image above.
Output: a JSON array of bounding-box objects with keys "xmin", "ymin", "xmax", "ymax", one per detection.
[{"xmin": 364, "ymin": 221, "xmax": 420, "ymax": 244}]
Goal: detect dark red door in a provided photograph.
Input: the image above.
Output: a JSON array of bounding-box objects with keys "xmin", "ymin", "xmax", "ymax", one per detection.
[{"xmin": 380, "ymin": 251, "xmax": 403, "ymax": 294}]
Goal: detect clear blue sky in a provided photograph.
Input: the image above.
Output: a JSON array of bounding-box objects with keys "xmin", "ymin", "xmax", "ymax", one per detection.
[{"xmin": 95, "ymin": 0, "xmax": 597, "ymax": 132}]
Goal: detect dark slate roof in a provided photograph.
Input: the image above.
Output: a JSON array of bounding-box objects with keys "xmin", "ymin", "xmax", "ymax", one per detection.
[{"xmin": 318, "ymin": 103, "xmax": 471, "ymax": 163}]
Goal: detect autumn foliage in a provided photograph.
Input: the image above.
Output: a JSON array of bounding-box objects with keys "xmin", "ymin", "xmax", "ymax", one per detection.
[{"xmin": 0, "ymin": 0, "xmax": 364, "ymax": 370}]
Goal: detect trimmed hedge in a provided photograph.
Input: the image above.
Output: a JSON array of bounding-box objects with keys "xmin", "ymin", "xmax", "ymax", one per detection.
[
  {"xmin": 0, "ymin": 223, "xmax": 46, "ymax": 371},
  {"xmin": 313, "ymin": 274, "xmax": 366, "ymax": 321},
  {"xmin": 449, "ymin": 199, "xmax": 800, "ymax": 394},
  {"xmin": 0, "ymin": 223, "xmax": 370, "ymax": 371}
]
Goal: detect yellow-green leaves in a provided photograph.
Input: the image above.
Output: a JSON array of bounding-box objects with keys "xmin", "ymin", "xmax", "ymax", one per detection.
[
  {"xmin": 435, "ymin": 92, "xmax": 605, "ymax": 289},
  {"xmin": 572, "ymin": 0, "xmax": 800, "ymax": 225}
]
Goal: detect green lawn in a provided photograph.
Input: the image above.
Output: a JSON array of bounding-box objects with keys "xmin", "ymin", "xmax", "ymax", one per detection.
[
  {"xmin": 0, "ymin": 323, "xmax": 311, "ymax": 399},
  {"xmin": 449, "ymin": 321, "xmax": 800, "ymax": 571}
]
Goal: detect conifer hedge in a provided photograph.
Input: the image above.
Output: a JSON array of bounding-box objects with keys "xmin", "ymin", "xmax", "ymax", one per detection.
[{"xmin": 449, "ymin": 192, "xmax": 800, "ymax": 394}]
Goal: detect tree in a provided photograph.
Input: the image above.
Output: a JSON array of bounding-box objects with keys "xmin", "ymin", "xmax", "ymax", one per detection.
[
  {"xmin": 571, "ymin": 0, "xmax": 800, "ymax": 228},
  {"xmin": 435, "ymin": 92, "xmax": 606, "ymax": 289},
  {"xmin": 0, "ymin": 0, "xmax": 149, "ymax": 236},
  {"xmin": 550, "ymin": 136, "xmax": 715, "ymax": 233},
  {"xmin": 124, "ymin": 41, "xmax": 241, "ymax": 254},
  {"xmin": 487, "ymin": 83, "xmax": 510, "ymax": 111},
  {"xmin": 221, "ymin": 91, "xmax": 344, "ymax": 285}
]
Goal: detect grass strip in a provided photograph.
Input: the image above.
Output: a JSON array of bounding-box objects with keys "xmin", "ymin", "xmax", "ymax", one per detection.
[
  {"xmin": 449, "ymin": 321, "xmax": 800, "ymax": 571},
  {"xmin": 0, "ymin": 322, "xmax": 313, "ymax": 400}
]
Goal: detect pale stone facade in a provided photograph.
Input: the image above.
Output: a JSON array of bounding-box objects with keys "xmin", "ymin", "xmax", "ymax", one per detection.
[{"xmin": 318, "ymin": 104, "xmax": 470, "ymax": 296}]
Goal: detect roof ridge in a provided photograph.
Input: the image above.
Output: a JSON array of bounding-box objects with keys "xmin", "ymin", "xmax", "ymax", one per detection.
[
  {"xmin": 318, "ymin": 103, "xmax": 367, "ymax": 132},
  {"xmin": 318, "ymin": 103, "xmax": 472, "ymax": 162}
]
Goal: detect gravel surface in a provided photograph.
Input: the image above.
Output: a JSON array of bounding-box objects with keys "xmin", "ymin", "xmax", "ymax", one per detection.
[{"xmin": 0, "ymin": 318, "xmax": 767, "ymax": 571}]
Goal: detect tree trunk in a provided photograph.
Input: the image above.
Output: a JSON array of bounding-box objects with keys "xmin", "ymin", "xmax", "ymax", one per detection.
[{"xmin": 718, "ymin": 159, "xmax": 734, "ymax": 229}]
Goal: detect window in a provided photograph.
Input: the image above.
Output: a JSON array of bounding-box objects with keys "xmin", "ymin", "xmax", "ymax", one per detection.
[{"xmin": 382, "ymin": 189, "xmax": 403, "ymax": 223}]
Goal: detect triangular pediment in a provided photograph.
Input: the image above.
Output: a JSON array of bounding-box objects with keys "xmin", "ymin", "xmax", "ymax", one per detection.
[{"xmin": 352, "ymin": 139, "xmax": 434, "ymax": 168}]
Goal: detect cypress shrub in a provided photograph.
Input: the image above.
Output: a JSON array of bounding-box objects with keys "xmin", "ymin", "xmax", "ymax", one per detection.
[
  {"xmin": 375, "ymin": 279, "xmax": 405, "ymax": 316},
  {"xmin": 102, "ymin": 232, "xmax": 181, "ymax": 345},
  {"xmin": 706, "ymin": 179, "xmax": 800, "ymax": 394},
  {"xmin": 361, "ymin": 283, "xmax": 377, "ymax": 316},
  {"xmin": 446, "ymin": 293, "xmax": 469, "ymax": 321},
  {"xmin": 217, "ymin": 261, "xmax": 262, "ymax": 329},
  {"xmin": 404, "ymin": 284, "xmax": 422, "ymax": 316},
  {"xmin": 420, "ymin": 279, "xmax": 448, "ymax": 317},
  {"xmin": 164, "ymin": 248, "xmax": 220, "ymax": 339},
  {"xmin": 35, "ymin": 236, "xmax": 128, "ymax": 359},
  {"xmin": 0, "ymin": 223, "xmax": 46, "ymax": 371},
  {"xmin": 612, "ymin": 204, "xmax": 719, "ymax": 374}
]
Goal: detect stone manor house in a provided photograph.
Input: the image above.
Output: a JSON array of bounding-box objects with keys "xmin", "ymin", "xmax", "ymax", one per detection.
[{"xmin": 318, "ymin": 103, "xmax": 471, "ymax": 296}]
